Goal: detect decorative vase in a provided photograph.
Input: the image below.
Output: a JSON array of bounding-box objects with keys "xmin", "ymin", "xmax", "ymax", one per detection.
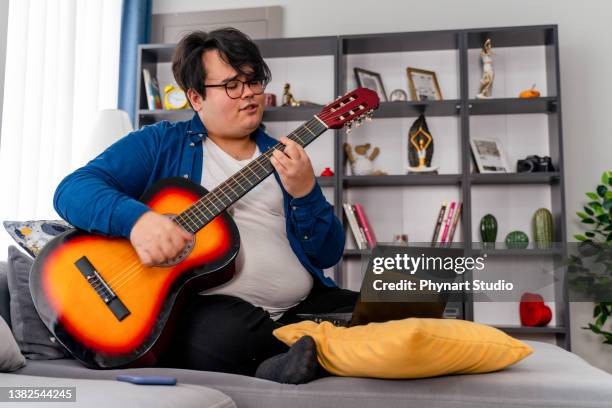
[
  {"xmin": 480, "ymin": 214, "xmax": 497, "ymax": 248},
  {"xmin": 533, "ymin": 208, "xmax": 553, "ymax": 249},
  {"xmin": 505, "ymin": 230, "xmax": 529, "ymax": 249}
]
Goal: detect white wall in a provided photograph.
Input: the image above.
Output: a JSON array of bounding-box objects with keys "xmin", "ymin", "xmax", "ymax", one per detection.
[{"xmin": 153, "ymin": 0, "xmax": 612, "ymax": 371}]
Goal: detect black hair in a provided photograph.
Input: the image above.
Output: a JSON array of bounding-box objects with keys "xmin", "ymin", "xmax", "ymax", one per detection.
[{"xmin": 171, "ymin": 27, "xmax": 271, "ymax": 101}]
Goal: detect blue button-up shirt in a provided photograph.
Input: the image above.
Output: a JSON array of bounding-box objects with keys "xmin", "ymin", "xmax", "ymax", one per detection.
[{"xmin": 53, "ymin": 113, "xmax": 343, "ymax": 287}]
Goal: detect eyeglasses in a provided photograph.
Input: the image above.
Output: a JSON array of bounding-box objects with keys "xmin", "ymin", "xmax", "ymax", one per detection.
[{"xmin": 203, "ymin": 78, "xmax": 266, "ymax": 99}]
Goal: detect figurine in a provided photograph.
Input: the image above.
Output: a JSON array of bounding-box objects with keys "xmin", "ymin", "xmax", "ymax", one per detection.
[
  {"xmin": 344, "ymin": 143, "xmax": 386, "ymax": 176},
  {"xmin": 407, "ymin": 115, "xmax": 438, "ymax": 174},
  {"xmin": 282, "ymin": 83, "xmax": 300, "ymax": 107},
  {"xmin": 281, "ymin": 83, "xmax": 320, "ymax": 107},
  {"xmin": 476, "ymin": 38, "xmax": 495, "ymax": 99}
]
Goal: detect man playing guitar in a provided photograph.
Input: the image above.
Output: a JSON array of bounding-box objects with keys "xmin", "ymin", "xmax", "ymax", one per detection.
[{"xmin": 53, "ymin": 27, "xmax": 357, "ymax": 384}]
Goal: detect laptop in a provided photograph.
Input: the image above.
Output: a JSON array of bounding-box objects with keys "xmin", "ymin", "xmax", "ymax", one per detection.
[{"xmin": 298, "ymin": 245, "xmax": 462, "ymax": 327}]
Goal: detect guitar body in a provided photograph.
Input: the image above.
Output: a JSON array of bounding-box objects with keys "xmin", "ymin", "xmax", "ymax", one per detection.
[{"xmin": 30, "ymin": 177, "xmax": 240, "ymax": 368}]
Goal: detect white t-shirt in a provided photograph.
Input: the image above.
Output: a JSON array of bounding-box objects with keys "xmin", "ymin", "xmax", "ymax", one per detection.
[{"xmin": 199, "ymin": 137, "xmax": 313, "ymax": 319}]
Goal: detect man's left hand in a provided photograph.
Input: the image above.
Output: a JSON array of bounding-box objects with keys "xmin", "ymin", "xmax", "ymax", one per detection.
[{"xmin": 270, "ymin": 136, "xmax": 316, "ymax": 198}]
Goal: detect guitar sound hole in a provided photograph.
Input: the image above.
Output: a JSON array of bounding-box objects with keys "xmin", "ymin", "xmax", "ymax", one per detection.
[{"xmin": 157, "ymin": 214, "xmax": 196, "ymax": 267}]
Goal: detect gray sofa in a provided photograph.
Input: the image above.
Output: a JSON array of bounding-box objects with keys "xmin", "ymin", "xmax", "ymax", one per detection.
[{"xmin": 3, "ymin": 260, "xmax": 612, "ymax": 408}]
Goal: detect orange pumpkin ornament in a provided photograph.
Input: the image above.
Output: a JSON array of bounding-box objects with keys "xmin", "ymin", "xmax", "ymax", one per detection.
[{"xmin": 519, "ymin": 84, "xmax": 541, "ymax": 98}]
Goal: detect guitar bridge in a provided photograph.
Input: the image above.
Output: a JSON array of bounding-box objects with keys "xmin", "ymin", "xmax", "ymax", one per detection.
[{"xmin": 75, "ymin": 256, "xmax": 130, "ymax": 321}]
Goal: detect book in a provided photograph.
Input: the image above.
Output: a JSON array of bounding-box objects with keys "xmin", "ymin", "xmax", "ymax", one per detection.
[
  {"xmin": 353, "ymin": 203, "xmax": 377, "ymax": 248},
  {"xmin": 343, "ymin": 203, "xmax": 367, "ymax": 250},
  {"xmin": 439, "ymin": 201, "xmax": 456, "ymax": 244},
  {"xmin": 142, "ymin": 69, "xmax": 162, "ymax": 110},
  {"xmin": 446, "ymin": 202, "xmax": 462, "ymax": 246},
  {"xmin": 431, "ymin": 201, "xmax": 447, "ymax": 246}
]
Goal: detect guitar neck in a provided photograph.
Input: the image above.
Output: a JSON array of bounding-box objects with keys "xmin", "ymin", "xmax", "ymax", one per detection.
[{"xmin": 174, "ymin": 116, "xmax": 328, "ymax": 233}]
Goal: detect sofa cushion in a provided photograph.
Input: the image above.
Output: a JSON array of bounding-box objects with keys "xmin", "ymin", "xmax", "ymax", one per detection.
[
  {"xmin": 13, "ymin": 341, "xmax": 612, "ymax": 408},
  {"xmin": 0, "ymin": 372, "xmax": 236, "ymax": 408},
  {"xmin": 0, "ymin": 315, "xmax": 25, "ymax": 372},
  {"xmin": 0, "ymin": 261, "xmax": 10, "ymax": 328},
  {"xmin": 7, "ymin": 246, "xmax": 69, "ymax": 359},
  {"xmin": 3, "ymin": 220, "xmax": 71, "ymax": 258},
  {"xmin": 273, "ymin": 318, "xmax": 532, "ymax": 379}
]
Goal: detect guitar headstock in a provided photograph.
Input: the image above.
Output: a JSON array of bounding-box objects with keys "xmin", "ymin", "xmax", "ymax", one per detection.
[{"xmin": 315, "ymin": 88, "xmax": 380, "ymax": 133}]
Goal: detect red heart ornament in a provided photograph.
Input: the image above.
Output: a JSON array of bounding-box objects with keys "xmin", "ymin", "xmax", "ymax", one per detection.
[{"xmin": 520, "ymin": 292, "xmax": 552, "ymax": 327}]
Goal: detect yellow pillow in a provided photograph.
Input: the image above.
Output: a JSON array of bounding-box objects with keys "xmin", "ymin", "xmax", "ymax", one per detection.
[{"xmin": 273, "ymin": 318, "xmax": 532, "ymax": 379}]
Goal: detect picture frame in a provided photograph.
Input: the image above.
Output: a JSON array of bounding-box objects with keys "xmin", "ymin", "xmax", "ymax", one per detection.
[
  {"xmin": 354, "ymin": 68, "xmax": 388, "ymax": 102},
  {"xmin": 470, "ymin": 137, "xmax": 509, "ymax": 173},
  {"xmin": 406, "ymin": 67, "xmax": 443, "ymax": 101}
]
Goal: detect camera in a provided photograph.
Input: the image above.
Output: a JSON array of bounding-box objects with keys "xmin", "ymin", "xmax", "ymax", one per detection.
[{"xmin": 516, "ymin": 155, "xmax": 555, "ymax": 173}]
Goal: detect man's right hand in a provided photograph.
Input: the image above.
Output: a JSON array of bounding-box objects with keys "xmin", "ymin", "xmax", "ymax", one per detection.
[{"xmin": 129, "ymin": 211, "xmax": 193, "ymax": 267}]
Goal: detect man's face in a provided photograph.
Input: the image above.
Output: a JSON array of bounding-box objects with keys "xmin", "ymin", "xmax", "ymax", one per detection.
[{"xmin": 193, "ymin": 49, "xmax": 264, "ymax": 139}]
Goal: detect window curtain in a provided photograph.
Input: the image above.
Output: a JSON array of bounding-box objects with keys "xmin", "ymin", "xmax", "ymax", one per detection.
[
  {"xmin": 118, "ymin": 0, "xmax": 151, "ymax": 124},
  {"xmin": 0, "ymin": 0, "xmax": 123, "ymax": 260}
]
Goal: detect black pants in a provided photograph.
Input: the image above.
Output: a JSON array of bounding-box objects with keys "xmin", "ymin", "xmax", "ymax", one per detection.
[{"xmin": 160, "ymin": 280, "xmax": 358, "ymax": 376}]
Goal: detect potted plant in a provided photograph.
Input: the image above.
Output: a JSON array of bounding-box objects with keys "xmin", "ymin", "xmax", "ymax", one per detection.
[{"xmin": 570, "ymin": 171, "xmax": 612, "ymax": 344}]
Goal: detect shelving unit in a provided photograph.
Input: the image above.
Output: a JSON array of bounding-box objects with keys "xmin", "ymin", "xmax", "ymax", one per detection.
[{"xmin": 135, "ymin": 25, "xmax": 568, "ymax": 349}]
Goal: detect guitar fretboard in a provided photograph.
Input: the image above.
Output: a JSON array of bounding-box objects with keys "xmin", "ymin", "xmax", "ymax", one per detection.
[{"xmin": 173, "ymin": 116, "xmax": 328, "ymax": 233}]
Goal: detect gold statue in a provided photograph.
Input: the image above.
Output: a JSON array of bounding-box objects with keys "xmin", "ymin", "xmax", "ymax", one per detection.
[
  {"xmin": 282, "ymin": 83, "xmax": 301, "ymax": 107},
  {"xmin": 476, "ymin": 38, "xmax": 495, "ymax": 99},
  {"xmin": 281, "ymin": 83, "xmax": 320, "ymax": 107}
]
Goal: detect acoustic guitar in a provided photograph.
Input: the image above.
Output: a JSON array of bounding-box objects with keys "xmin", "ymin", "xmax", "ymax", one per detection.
[{"xmin": 30, "ymin": 88, "xmax": 379, "ymax": 368}]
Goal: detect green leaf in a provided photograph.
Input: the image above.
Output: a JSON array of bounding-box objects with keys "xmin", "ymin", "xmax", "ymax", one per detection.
[
  {"xmin": 582, "ymin": 218, "xmax": 596, "ymax": 224},
  {"xmin": 588, "ymin": 323, "xmax": 602, "ymax": 334},
  {"xmin": 597, "ymin": 185, "xmax": 608, "ymax": 198},
  {"xmin": 585, "ymin": 231, "xmax": 596, "ymax": 238},
  {"xmin": 605, "ymin": 191, "xmax": 612, "ymax": 200},
  {"xmin": 588, "ymin": 192, "xmax": 600, "ymax": 200},
  {"xmin": 574, "ymin": 234, "xmax": 586, "ymax": 241},
  {"xmin": 596, "ymin": 214, "xmax": 610, "ymax": 223},
  {"xmin": 603, "ymin": 172, "xmax": 609, "ymax": 185},
  {"xmin": 588, "ymin": 201, "xmax": 603, "ymax": 210},
  {"xmin": 584, "ymin": 207, "xmax": 595, "ymax": 216},
  {"xmin": 603, "ymin": 199, "xmax": 612, "ymax": 211},
  {"xmin": 594, "ymin": 304, "xmax": 602, "ymax": 317},
  {"xmin": 577, "ymin": 211, "xmax": 590, "ymax": 219}
]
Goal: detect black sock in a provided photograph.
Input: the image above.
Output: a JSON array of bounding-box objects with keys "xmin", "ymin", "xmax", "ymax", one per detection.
[{"xmin": 255, "ymin": 335, "xmax": 319, "ymax": 384}]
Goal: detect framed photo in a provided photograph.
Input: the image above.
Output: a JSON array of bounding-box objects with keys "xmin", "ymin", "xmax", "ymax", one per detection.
[
  {"xmin": 470, "ymin": 137, "xmax": 509, "ymax": 173},
  {"xmin": 354, "ymin": 68, "xmax": 388, "ymax": 102},
  {"xmin": 406, "ymin": 67, "xmax": 443, "ymax": 101}
]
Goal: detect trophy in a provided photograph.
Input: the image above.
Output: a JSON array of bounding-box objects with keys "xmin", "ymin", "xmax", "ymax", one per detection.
[{"xmin": 407, "ymin": 115, "xmax": 438, "ymax": 174}]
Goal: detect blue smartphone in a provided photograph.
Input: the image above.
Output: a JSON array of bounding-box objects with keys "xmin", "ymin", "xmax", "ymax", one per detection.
[{"xmin": 116, "ymin": 375, "xmax": 177, "ymax": 385}]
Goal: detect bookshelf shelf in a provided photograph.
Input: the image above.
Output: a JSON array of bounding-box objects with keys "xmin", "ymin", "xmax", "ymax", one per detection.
[
  {"xmin": 317, "ymin": 177, "xmax": 335, "ymax": 187},
  {"xmin": 343, "ymin": 174, "xmax": 462, "ymax": 187},
  {"xmin": 376, "ymin": 100, "xmax": 461, "ymax": 118},
  {"xmin": 468, "ymin": 97, "xmax": 557, "ymax": 115},
  {"xmin": 343, "ymin": 249, "xmax": 370, "ymax": 257},
  {"xmin": 470, "ymin": 172, "xmax": 560, "ymax": 185},
  {"xmin": 495, "ymin": 325, "xmax": 566, "ymax": 334},
  {"xmin": 471, "ymin": 247, "xmax": 563, "ymax": 256}
]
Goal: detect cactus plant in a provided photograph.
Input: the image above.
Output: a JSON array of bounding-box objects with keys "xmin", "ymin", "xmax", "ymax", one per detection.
[
  {"xmin": 480, "ymin": 214, "xmax": 497, "ymax": 247},
  {"xmin": 533, "ymin": 208, "xmax": 553, "ymax": 249},
  {"xmin": 505, "ymin": 230, "xmax": 529, "ymax": 249}
]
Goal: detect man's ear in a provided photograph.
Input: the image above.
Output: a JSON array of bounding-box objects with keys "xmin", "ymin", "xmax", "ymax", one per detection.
[{"xmin": 187, "ymin": 88, "xmax": 204, "ymax": 111}]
